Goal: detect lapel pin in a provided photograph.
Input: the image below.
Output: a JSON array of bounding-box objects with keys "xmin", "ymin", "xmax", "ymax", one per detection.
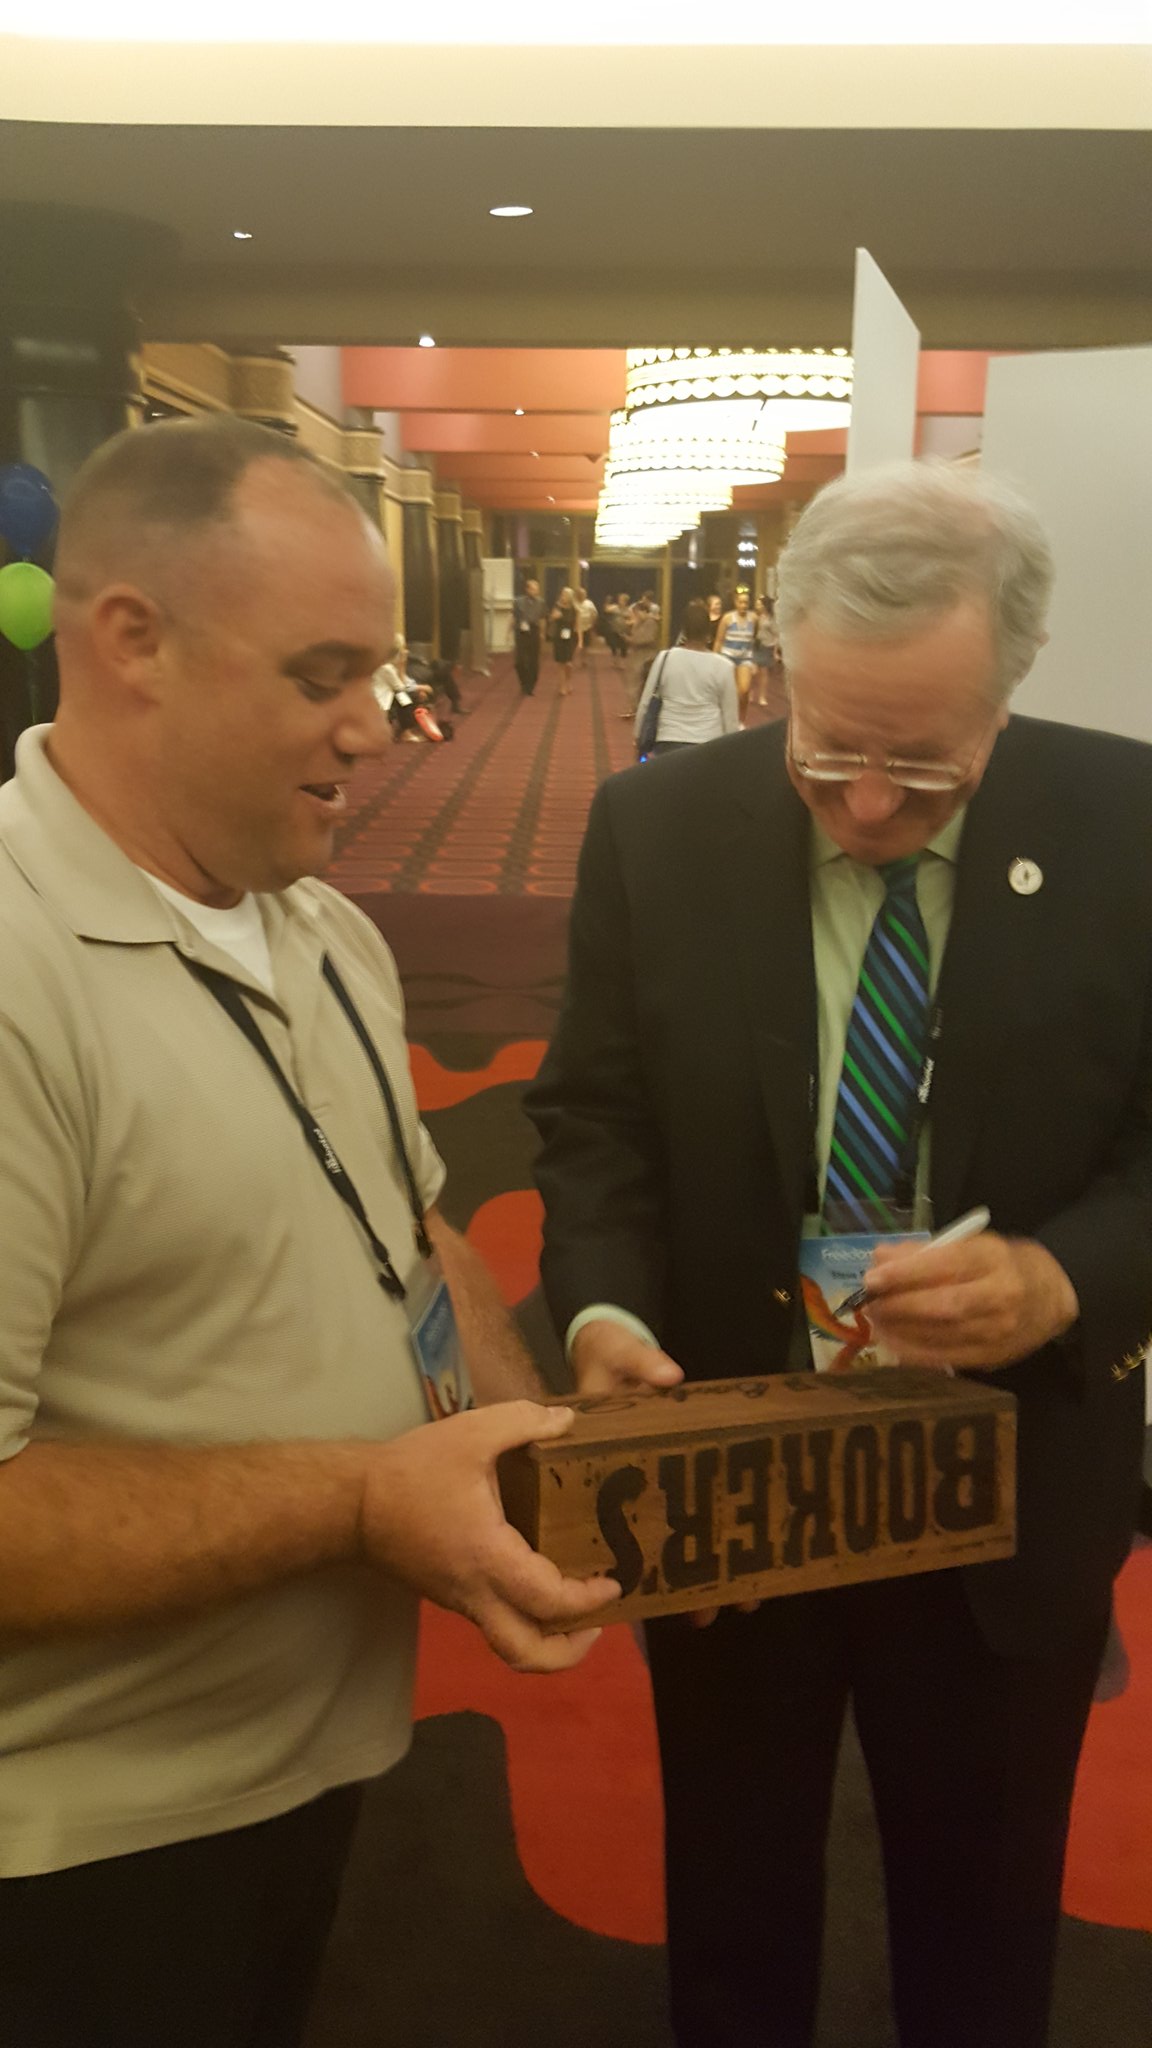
[{"xmin": 1009, "ymin": 857, "xmax": 1043, "ymax": 897}]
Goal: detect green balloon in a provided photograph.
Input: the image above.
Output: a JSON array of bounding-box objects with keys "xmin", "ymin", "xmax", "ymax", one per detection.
[{"xmin": 0, "ymin": 561, "xmax": 55, "ymax": 650}]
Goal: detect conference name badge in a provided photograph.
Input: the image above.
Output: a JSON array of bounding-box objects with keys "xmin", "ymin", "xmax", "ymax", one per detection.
[
  {"xmin": 408, "ymin": 1262, "xmax": 473, "ymax": 1421},
  {"xmin": 799, "ymin": 1229, "xmax": 930, "ymax": 1373}
]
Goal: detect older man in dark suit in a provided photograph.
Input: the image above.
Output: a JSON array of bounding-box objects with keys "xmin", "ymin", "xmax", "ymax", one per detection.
[{"xmin": 527, "ymin": 462, "xmax": 1152, "ymax": 2048}]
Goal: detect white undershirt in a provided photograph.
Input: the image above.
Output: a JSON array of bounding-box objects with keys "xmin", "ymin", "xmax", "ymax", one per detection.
[{"xmin": 140, "ymin": 871, "xmax": 276, "ymax": 996}]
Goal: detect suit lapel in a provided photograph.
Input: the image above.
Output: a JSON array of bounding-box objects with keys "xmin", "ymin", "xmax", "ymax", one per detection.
[
  {"xmin": 929, "ymin": 718, "xmax": 1064, "ymax": 1223},
  {"xmin": 714, "ymin": 728, "xmax": 817, "ymax": 1219}
]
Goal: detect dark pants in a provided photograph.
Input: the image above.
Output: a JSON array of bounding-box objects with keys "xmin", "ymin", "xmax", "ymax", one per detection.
[
  {"xmin": 647, "ymin": 1573, "xmax": 1108, "ymax": 2048},
  {"xmin": 515, "ymin": 629, "xmax": 541, "ymax": 695},
  {"xmin": 0, "ymin": 1784, "xmax": 363, "ymax": 2048}
]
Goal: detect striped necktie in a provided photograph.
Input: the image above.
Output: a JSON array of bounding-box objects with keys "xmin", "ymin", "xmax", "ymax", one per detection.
[{"xmin": 825, "ymin": 856, "xmax": 930, "ymax": 1232}]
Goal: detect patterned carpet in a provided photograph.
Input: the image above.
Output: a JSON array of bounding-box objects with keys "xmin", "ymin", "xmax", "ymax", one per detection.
[{"xmin": 327, "ymin": 650, "xmax": 638, "ymax": 898}]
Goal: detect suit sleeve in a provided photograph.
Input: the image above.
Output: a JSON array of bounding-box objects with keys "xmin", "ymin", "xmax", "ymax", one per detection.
[
  {"xmin": 525, "ymin": 781, "xmax": 669, "ymax": 1343},
  {"xmin": 1033, "ymin": 936, "xmax": 1152, "ymax": 1377}
]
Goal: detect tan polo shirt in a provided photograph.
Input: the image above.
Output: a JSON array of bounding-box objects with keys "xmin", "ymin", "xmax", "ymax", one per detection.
[{"xmin": 0, "ymin": 728, "xmax": 445, "ymax": 1877}]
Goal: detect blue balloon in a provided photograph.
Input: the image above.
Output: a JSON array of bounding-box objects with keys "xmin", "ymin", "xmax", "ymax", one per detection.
[{"xmin": 0, "ymin": 464, "xmax": 59, "ymax": 561}]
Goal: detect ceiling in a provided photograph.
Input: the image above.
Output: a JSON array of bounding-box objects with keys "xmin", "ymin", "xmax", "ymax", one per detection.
[
  {"xmin": 1, "ymin": 124, "xmax": 1148, "ymax": 349},
  {"xmin": 2, "ymin": 40, "xmax": 1145, "ymax": 524}
]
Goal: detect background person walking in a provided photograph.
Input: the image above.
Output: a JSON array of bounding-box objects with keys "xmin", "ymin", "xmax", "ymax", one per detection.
[
  {"xmin": 751, "ymin": 593, "xmax": 785, "ymax": 716},
  {"xmin": 714, "ymin": 585, "xmax": 757, "ymax": 724},
  {"xmin": 512, "ymin": 577, "xmax": 546, "ymax": 697},
  {"xmin": 622, "ymin": 596, "xmax": 661, "ymax": 718},
  {"xmin": 633, "ymin": 598, "xmax": 738, "ymax": 756},
  {"xmin": 550, "ymin": 587, "xmax": 579, "ymax": 695},
  {"xmin": 575, "ymin": 587, "xmax": 598, "ymax": 672}
]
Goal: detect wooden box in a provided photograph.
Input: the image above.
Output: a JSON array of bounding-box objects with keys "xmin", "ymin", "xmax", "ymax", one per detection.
[{"xmin": 498, "ymin": 1368, "xmax": 1016, "ymax": 1625}]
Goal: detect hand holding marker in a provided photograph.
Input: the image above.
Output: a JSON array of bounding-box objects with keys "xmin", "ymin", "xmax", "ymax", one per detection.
[{"xmin": 836, "ymin": 1206, "xmax": 992, "ymax": 1319}]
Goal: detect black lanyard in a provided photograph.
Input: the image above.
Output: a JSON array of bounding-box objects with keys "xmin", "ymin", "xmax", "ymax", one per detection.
[{"xmin": 180, "ymin": 951, "xmax": 431, "ymax": 1299}]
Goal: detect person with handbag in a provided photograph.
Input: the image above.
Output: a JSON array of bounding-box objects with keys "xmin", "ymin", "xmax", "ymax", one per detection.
[{"xmin": 634, "ymin": 599, "xmax": 739, "ymax": 759}]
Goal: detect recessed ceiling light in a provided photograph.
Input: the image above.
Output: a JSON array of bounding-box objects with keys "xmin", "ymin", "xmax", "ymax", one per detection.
[
  {"xmin": 233, "ymin": 229, "xmax": 253, "ymax": 240},
  {"xmin": 418, "ymin": 334, "xmax": 436, "ymax": 349},
  {"xmin": 530, "ymin": 450, "xmax": 539, "ymax": 458},
  {"xmin": 490, "ymin": 205, "xmax": 533, "ymax": 219},
  {"xmin": 514, "ymin": 408, "xmax": 525, "ymax": 416}
]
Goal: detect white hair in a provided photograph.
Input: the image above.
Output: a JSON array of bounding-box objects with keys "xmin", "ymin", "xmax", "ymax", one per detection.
[{"xmin": 775, "ymin": 460, "xmax": 1053, "ymax": 697}]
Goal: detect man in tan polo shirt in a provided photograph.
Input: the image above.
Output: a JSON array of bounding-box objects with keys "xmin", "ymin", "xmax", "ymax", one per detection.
[{"xmin": 0, "ymin": 417, "xmax": 618, "ymax": 2048}]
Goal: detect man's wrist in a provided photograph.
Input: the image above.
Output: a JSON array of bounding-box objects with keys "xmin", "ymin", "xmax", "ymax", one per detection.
[{"xmin": 565, "ymin": 1304, "xmax": 659, "ymax": 1363}]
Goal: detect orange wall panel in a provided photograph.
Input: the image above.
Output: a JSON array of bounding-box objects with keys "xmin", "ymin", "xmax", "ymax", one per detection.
[
  {"xmin": 785, "ymin": 428, "xmax": 848, "ymax": 455},
  {"xmin": 732, "ymin": 478, "xmax": 824, "ymax": 510},
  {"xmin": 439, "ymin": 454, "xmax": 605, "ymax": 485},
  {"xmin": 402, "ymin": 412, "xmax": 612, "ymax": 456},
  {"xmin": 343, "ymin": 347, "xmax": 626, "ymax": 414},
  {"xmin": 916, "ymin": 350, "xmax": 999, "ymax": 415},
  {"xmin": 465, "ymin": 487, "xmax": 599, "ymax": 511}
]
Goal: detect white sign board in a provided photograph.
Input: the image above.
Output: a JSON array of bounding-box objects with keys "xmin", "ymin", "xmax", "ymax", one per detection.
[
  {"xmin": 483, "ymin": 556, "xmax": 516, "ymax": 653},
  {"xmin": 846, "ymin": 249, "xmax": 921, "ymax": 475},
  {"xmin": 982, "ymin": 347, "xmax": 1152, "ymax": 744}
]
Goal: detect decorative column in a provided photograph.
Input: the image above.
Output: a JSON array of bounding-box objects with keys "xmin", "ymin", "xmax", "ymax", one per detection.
[
  {"xmin": 460, "ymin": 508, "xmax": 489, "ymax": 676},
  {"xmin": 0, "ymin": 202, "xmax": 165, "ymax": 776},
  {"xmin": 395, "ymin": 468, "xmax": 438, "ymax": 657},
  {"xmin": 339, "ymin": 421, "xmax": 387, "ymax": 532},
  {"xmin": 660, "ymin": 544, "xmax": 673, "ymax": 643},
  {"xmin": 336, "ymin": 420, "xmax": 403, "ymax": 651},
  {"xmin": 756, "ymin": 506, "xmax": 788, "ymax": 595},
  {"xmin": 229, "ymin": 352, "xmax": 298, "ymax": 436},
  {"xmin": 435, "ymin": 489, "xmax": 469, "ymax": 667},
  {"xmin": 0, "ymin": 203, "xmax": 156, "ymax": 486},
  {"xmin": 377, "ymin": 457, "xmax": 408, "ymax": 643}
]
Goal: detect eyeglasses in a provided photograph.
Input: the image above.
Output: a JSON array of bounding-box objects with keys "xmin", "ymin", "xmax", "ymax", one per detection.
[{"xmin": 788, "ymin": 712, "xmax": 995, "ymax": 794}]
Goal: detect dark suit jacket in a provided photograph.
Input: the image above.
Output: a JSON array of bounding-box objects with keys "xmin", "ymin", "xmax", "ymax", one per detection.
[{"xmin": 528, "ymin": 715, "xmax": 1152, "ymax": 1656}]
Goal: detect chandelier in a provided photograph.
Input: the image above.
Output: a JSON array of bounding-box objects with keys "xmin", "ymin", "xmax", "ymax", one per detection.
[
  {"xmin": 624, "ymin": 347, "xmax": 852, "ymax": 434},
  {"xmin": 595, "ymin": 345, "xmax": 853, "ymax": 552}
]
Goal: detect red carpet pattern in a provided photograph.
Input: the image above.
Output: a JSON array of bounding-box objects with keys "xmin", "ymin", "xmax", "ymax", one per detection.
[{"xmin": 327, "ymin": 652, "xmax": 637, "ymax": 898}]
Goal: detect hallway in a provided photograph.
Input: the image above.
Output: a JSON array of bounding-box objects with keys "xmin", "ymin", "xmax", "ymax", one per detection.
[
  {"xmin": 329, "ymin": 650, "xmax": 785, "ymax": 900},
  {"xmin": 328, "ymin": 651, "xmax": 638, "ymax": 900}
]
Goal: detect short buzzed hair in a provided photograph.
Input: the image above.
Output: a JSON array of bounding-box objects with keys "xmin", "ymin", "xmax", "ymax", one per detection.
[{"xmin": 56, "ymin": 416, "xmax": 357, "ymax": 596}]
